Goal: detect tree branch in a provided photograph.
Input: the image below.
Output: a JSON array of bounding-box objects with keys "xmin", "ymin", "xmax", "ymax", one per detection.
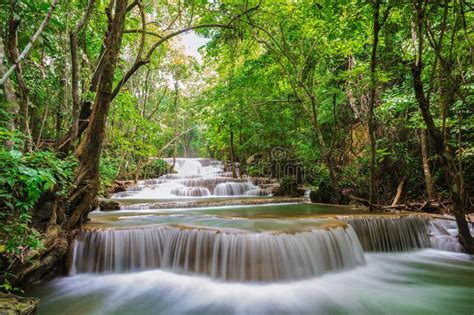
[
  {"xmin": 110, "ymin": 23, "xmax": 234, "ymax": 100},
  {"xmin": 0, "ymin": 0, "xmax": 59, "ymax": 86}
]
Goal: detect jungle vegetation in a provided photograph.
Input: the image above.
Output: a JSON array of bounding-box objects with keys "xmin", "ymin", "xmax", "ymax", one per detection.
[{"xmin": 0, "ymin": 0, "xmax": 473, "ymax": 292}]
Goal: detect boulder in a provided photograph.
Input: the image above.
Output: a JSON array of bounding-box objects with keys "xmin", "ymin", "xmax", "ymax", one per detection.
[
  {"xmin": 98, "ymin": 198, "xmax": 120, "ymax": 211},
  {"xmin": 107, "ymin": 180, "xmax": 135, "ymax": 195}
]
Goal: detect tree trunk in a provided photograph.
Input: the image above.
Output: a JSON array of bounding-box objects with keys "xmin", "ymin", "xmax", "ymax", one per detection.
[
  {"xmin": 391, "ymin": 177, "xmax": 406, "ymax": 206},
  {"xmin": 420, "ymin": 128, "xmax": 435, "ymax": 200},
  {"xmin": 172, "ymin": 80, "xmax": 179, "ymax": 166},
  {"xmin": 412, "ymin": 0, "xmax": 474, "ymax": 253},
  {"xmin": 69, "ymin": 33, "xmax": 81, "ymax": 147},
  {"xmin": 70, "ymin": 0, "xmax": 96, "ymax": 148},
  {"xmin": 368, "ymin": 0, "xmax": 381, "ymax": 210},
  {"xmin": 230, "ymin": 129, "xmax": 237, "ymax": 178},
  {"xmin": 6, "ymin": 16, "xmax": 33, "ymax": 151},
  {"xmin": 0, "ymin": 33, "xmax": 19, "ymax": 149},
  {"xmin": 308, "ymin": 94, "xmax": 340, "ymax": 202},
  {"xmin": 36, "ymin": 97, "xmax": 50, "ymax": 147},
  {"xmin": 68, "ymin": 0, "xmax": 128, "ymax": 229}
]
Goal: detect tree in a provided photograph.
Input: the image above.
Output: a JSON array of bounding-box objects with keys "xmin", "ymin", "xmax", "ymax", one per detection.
[{"xmin": 411, "ymin": 0, "xmax": 473, "ymax": 253}]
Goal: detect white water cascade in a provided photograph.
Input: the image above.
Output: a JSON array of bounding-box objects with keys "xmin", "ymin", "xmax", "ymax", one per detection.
[
  {"xmin": 340, "ymin": 216, "xmax": 431, "ymax": 252},
  {"xmin": 429, "ymin": 218, "xmax": 474, "ymax": 252},
  {"xmin": 70, "ymin": 224, "xmax": 365, "ymax": 281},
  {"xmin": 114, "ymin": 158, "xmax": 267, "ymax": 199}
]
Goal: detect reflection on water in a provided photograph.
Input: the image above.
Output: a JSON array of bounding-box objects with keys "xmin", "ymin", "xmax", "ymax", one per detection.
[{"xmin": 30, "ymin": 250, "xmax": 474, "ymax": 315}]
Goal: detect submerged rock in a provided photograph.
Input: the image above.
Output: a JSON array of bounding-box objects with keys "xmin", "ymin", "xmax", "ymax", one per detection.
[{"xmin": 0, "ymin": 293, "xmax": 39, "ymax": 315}]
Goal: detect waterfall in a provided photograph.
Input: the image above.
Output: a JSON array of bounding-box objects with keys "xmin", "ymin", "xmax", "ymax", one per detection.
[
  {"xmin": 340, "ymin": 216, "xmax": 431, "ymax": 252},
  {"xmin": 114, "ymin": 158, "xmax": 270, "ymax": 199},
  {"xmin": 71, "ymin": 225, "xmax": 365, "ymax": 281},
  {"xmin": 214, "ymin": 182, "xmax": 256, "ymax": 196},
  {"xmin": 244, "ymin": 188, "xmax": 273, "ymax": 196},
  {"xmin": 170, "ymin": 187, "xmax": 211, "ymax": 197},
  {"xmin": 429, "ymin": 218, "xmax": 473, "ymax": 253},
  {"xmin": 179, "ymin": 177, "xmax": 247, "ymax": 192}
]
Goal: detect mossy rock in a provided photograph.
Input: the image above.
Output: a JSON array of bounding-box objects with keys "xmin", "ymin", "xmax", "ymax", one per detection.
[{"xmin": 0, "ymin": 293, "xmax": 39, "ymax": 315}]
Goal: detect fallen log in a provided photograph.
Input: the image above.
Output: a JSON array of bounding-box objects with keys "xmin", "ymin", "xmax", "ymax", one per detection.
[
  {"xmin": 383, "ymin": 201, "xmax": 446, "ymax": 213},
  {"xmin": 391, "ymin": 177, "xmax": 406, "ymax": 206},
  {"xmin": 347, "ymin": 194, "xmax": 447, "ymax": 214}
]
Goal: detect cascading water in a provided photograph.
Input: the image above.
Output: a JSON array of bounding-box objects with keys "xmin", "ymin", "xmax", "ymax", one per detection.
[
  {"xmin": 114, "ymin": 158, "xmax": 269, "ymax": 199},
  {"xmin": 70, "ymin": 224, "xmax": 365, "ymax": 281},
  {"xmin": 429, "ymin": 218, "xmax": 474, "ymax": 252},
  {"xmin": 169, "ymin": 187, "xmax": 211, "ymax": 197},
  {"xmin": 339, "ymin": 215, "xmax": 431, "ymax": 252},
  {"xmin": 214, "ymin": 182, "xmax": 258, "ymax": 196},
  {"xmin": 29, "ymin": 158, "xmax": 474, "ymax": 314}
]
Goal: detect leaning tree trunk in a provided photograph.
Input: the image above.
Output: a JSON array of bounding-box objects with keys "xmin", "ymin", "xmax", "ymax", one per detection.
[
  {"xmin": 68, "ymin": 0, "xmax": 128, "ymax": 229},
  {"xmin": 411, "ymin": 0, "xmax": 473, "ymax": 253}
]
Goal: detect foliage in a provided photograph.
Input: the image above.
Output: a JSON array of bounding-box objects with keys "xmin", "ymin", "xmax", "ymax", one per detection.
[
  {"xmin": 142, "ymin": 159, "xmax": 170, "ymax": 179},
  {"xmin": 0, "ymin": 146, "xmax": 76, "ymax": 292},
  {"xmin": 98, "ymin": 155, "xmax": 120, "ymax": 195}
]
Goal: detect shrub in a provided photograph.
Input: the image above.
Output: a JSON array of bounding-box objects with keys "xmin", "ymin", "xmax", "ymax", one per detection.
[{"xmin": 0, "ymin": 149, "xmax": 77, "ymax": 292}]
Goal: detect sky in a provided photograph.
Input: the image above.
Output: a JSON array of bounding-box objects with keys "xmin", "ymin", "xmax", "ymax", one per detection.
[{"xmin": 179, "ymin": 32, "xmax": 210, "ymax": 63}]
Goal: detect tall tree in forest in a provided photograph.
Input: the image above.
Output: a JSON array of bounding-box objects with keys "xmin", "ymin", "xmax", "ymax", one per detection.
[
  {"xmin": 69, "ymin": 0, "xmax": 95, "ymax": 147},
  {"xmin": 411, "ymin": 0, "xmax": 473, "ymax": 253},
  {"xmin": 368, "ymin": 0, "xmax": 390, "ymax": 209},
  {"xmin": 68, "ymin": 0, "xmax": 129, "ymax": 228}
]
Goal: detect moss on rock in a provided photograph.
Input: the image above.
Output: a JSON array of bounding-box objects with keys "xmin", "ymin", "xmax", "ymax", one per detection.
[{"xmin": 0, "ymin": 293, "xmax": 39, "ymax": 315}]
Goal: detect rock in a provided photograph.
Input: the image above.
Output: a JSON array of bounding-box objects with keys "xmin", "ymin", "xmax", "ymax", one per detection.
[
  {"xmin": 31, "ymin": 191, "xmax": 57, "ymax": 224},
  {"xmin": 108, "ymin": 180, "xmax": 135, "ymax": 194},
  {"xmin": 0, "ymin": 293, "xmax": 39, "ymax": 315},
  {"xmin": 98, "ymin": 198, "xmax": 120, "ymax": 211}
]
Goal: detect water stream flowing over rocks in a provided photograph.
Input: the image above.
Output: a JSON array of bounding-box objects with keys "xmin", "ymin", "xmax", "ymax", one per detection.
[
  {"xmin": 70, "ymin": 225, "xmax": 365, "ymax": 281},
  {"xmin": 29, "ymin": 158, "xmax": 474, "ymax": 314},
  {"xmin": 113, "ymin": 158, "xmax": 273, "ymax": 200}
]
